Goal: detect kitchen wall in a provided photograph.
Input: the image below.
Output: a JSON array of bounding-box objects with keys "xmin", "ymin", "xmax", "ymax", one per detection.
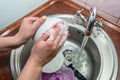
[
  {"xmin": 0, "ymin": 0, "xmax": 48, "ymax": 30},
  {"xmin": 72, "ymin": 0, "xmax": 120, "ymax": 26}
]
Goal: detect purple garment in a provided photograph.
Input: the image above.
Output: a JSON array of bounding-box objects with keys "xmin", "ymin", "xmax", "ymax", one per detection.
[{"xmin": 41, "ymin": 68, "xmax": 75, "ymax": 80}]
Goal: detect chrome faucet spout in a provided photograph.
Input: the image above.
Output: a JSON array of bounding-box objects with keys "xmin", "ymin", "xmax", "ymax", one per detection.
[
  {"xmin": 87, "ymin": 7, "xmax": 97, "ymax": 22},
  {"xmin": 86, "ymin": 7, "xmax": 97, "ymax": 33},
  {"xmin": 74, "ymin": 7, "xmax": 98, "ymax": 36}
]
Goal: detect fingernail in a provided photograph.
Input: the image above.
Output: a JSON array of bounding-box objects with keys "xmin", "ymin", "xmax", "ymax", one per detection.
[
  {"xmin": 53, "ymin": 23, "xmax": 58, "ymax": 29},
  {"xmin": 67, "ymin": 32, "xmax": 70, "ymax": 38},
  {"xmin": 41, "ymin": 15, "xmax": 47, "ymax": 20}
]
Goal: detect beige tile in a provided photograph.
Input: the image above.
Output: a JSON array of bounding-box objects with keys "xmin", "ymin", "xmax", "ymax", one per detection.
[
  {"xmin": 73, "ymin": 0, "xmax": 119, "ymax": 24},
  {"xmin": 86, "ymin": 0, "xmax": 103, "ymax": 8},
  {"xmin": 72, "ymin": 0, "xmax": 86, "ymax": 8},
  {"xmin": 97, "ymin": 10, "xmax": 118, "ymax": 23},
  {"xmin": 87, "ymin": 0, "xmax": 120, "ymax": 18},
  {"xmin": 118, "ymin": 19, "xmax": 120, "ymax": 25},
  {"xmin": 73, "ymin": 0, "xmax": 87, "ymax": 3},
  {"xmin": 85, "ymin": 4, "xmax": 92, "ymax": 10}
]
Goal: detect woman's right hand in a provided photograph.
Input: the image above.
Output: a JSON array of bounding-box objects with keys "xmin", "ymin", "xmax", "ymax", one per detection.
[
  {"xmin": 30, "ymin": 24, "xmax": 68, "ymax": 67},
  {"xmin": 18, "ymin": 22, "xmax": 68, "ymax": 80}
]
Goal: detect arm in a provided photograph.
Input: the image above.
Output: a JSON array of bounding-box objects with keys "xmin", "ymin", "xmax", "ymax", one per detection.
[
  {"xmin": 17, "ymin": 55, "xmax": 42, "ymax": 80},
  {"xmin": 18, "ymin": 24, "xmax": 68, "ymax": 80},
  {"xmin": 0, "ymin": 16, "xmax": 46, "ymax": 51},
  {"xmin": 0, "ymin": 35, "xmax": 23, "ymax": 51}
]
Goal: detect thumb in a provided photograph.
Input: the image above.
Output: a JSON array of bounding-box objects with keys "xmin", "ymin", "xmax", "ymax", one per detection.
[{"xmin": 33, "ymin": 15, "xmax": 46, "ymax": 31}]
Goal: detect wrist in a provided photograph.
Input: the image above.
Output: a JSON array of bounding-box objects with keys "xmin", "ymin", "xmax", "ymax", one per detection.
[
  {"xmin": 13, "ymin": 34, "xmax": 25, "ymax": 46},
  {"xmin": 29, "ymin": 55, "xmax": 43, "ymax": 69}
]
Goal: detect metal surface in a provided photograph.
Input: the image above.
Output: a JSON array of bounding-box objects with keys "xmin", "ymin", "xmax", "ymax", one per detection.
[
  {"xmin": 74, "ymin": 8, "xmax": 87, "ymax": 25},
  {"xmin": 10, "ymin": 14, "xmax": 118, "ymax": 80},
  {"xmin": 86, "ymin": 7, "xmax": 97, "ymax": 33}
]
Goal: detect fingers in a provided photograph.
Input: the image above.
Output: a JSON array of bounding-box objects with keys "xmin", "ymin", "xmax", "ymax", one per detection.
[
  {"xmin": 54, "ymin": 29, "xmax": 63, "ymax": 46},
  {"xmin": 47, "ymin": 24, "xmax": 60, "ymax": 41},
  {"xmin": 33, "ymin": 15, "xmax": 46, "ymax": 30},
  {"xmin": 36, "ymin": 24, "xmax": 60, "ymax": 42},
  {"xmin": 36, "ymin": 21, "xmax": 68, "ymax": 50},
  {"xmin": 57, "ymin": 31, "xmax": 68, "ymax": 48},
  {"xmin": 23, "ymin": 16, "xmax": 46, "ymax": 29},
  {"xmin": 24, "ymin": 17, "xmax": 39, "ymax": 22},
  {"xmin": 47, "ymin": 27, "xmax": 68, "ymax": 49},
  {"xmin": 38, "ymin": 32, "xmax": 50, "ymax": 41},
  {"xmin": 46, "ymin": 23, "xmax": 68, "ymax": 48},
  {"xmin": 36, "ymin": 25, "xmax": 60, "ymax": 42},
  {"xmin": 54, "ymin": 32, "xmax": 63, "ymax": 46}
]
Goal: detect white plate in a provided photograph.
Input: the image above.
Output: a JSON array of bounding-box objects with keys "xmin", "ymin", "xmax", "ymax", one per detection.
[{"xmin": 34, "ymin": 17, "xmax": 66, "ymax": 41}]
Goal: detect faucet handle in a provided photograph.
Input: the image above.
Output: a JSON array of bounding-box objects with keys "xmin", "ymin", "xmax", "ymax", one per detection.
[
  {"xmin": 98, "ymin": 18, "xmax": 104, "ymax": 28},
  {"xmin": 95, "ymin": 18, "xmax": 104, "ymax": 28},
  {"xmin": 76, "ymin": 9, "xmax": 84, "ymax": 14},
  {"xmin": 92, "ymin": 18, "xmax": 104, "ymax": 37},
  {"xmin": 74, "ymin": 9, "xmax": 87, "ymax": 25},
  {"xmin": 75, "ymin": 9, "xmax": 84, "ymax": 18}
]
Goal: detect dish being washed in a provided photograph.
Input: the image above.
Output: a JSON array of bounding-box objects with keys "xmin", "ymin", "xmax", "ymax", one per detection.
[
  {"xmin": 34, "ymin": 17, "xmax": 69, "ymax": 41},
  {"xmin": 34, "ymin": 17, "xmax": 69, "ymax": 73}
]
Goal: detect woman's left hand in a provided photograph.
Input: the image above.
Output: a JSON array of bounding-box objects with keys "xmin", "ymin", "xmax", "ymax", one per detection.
[{"xmin": 15, "ymin": 16, "xmax": 46, "ymax": 45}]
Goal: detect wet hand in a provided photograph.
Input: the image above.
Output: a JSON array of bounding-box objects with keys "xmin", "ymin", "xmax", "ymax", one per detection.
[
  {"xmin": 15, "ymin": 16, "xmax": 46, "ymax": 45},
  {"xmin": 30, "ymin": 24, "xmax": 68, "ymax": 67}
]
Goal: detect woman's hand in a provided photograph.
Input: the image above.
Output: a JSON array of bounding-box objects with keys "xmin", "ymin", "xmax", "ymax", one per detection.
[
  {"xmin": 18, "ymin": 24, "xmax": 68, "ymax": 80},
  {"xmin": 30, "ymin": 24, "xmax": 68, "ymax": 67},
  {"xmin": 0, "ymin": 16, "xmax": 46, "ymax": 51},
  {"xmin": 15, "ymin": 16, "xmax": 46, "ymax": 45}
]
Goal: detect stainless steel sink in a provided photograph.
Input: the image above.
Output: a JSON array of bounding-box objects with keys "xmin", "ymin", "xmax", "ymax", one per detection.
[{"xmin": 10, "ymin": 14, "xmax": 118, "ymax": 80}]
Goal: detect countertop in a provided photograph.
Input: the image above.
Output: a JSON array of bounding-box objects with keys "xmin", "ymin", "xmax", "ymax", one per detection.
[{"xmin": 0, "ymin": 0, "xmax": 120, "ymax": 80}]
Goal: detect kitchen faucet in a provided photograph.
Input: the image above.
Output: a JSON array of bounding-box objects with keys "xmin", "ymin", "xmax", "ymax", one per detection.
[{"xmin": 75, "ymin": 7, "xmax": 103, "ymax": 36}]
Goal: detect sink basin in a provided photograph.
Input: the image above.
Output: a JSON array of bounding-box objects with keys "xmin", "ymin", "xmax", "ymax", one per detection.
[{"xmin": 10, "ymin": 14, "xmax": 118, "ymax": 80}]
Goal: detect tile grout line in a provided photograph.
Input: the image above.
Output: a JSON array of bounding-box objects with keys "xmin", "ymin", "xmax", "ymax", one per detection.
[
  {"xmin": 97, "ymin": 9, "xmax": 119, "ymax": 19},
  {"xmin": 116, "ymin": 17, "xmax": 120, "ymax": 23},
  {"xmin": 82, "ymin": 0, "xmax": 119, "ymax": 19},
  {"xmin": 77, "ymin": 0, "xmax": 119, "ymax": 20},
  {"xmin": 74, "ymin": 0, "xmax": 120, "ymax": 26}
]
